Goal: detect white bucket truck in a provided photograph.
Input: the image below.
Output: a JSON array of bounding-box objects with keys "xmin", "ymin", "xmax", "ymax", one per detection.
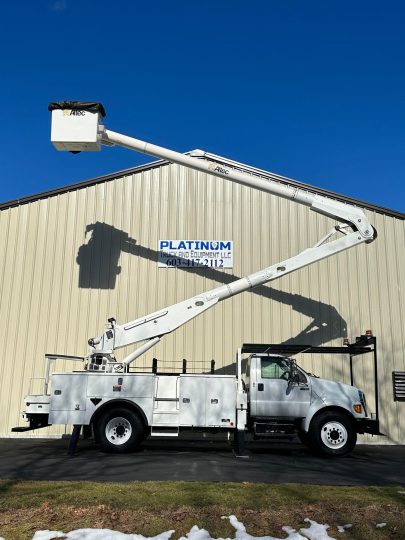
[{"xmin": 13, "ymin": 102, "xmax": 382, "ymax": 457}]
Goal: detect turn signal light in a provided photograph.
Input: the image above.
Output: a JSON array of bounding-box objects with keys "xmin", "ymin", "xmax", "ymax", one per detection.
[{"xmin": 353, "ymin": 404, "xmax": 362, "ymax": 414}]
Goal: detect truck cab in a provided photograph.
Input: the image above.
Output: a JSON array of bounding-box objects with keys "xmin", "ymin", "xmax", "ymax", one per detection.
[{"xmin": 243, "ymin": 352, "xmax": 372, "ymax": 456}]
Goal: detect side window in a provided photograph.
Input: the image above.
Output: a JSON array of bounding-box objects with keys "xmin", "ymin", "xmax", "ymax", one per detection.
[{"xmin": 261, "ymin": 358, "xmax": 289, "ymax": 379}]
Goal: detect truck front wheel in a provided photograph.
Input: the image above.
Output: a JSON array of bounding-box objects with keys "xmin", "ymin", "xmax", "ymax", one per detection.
[
  {"xmin": 308, "ymin": 411, "xmax": 357, "ymax": 457},
  {"xmin": 96, "ymin": 407, "xmax": 145, "ymax": 453}
]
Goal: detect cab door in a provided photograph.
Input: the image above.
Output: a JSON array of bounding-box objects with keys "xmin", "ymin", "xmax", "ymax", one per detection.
[{"xmin": 250, "ymin": 356, "xmax": 310, "ymax": 418}]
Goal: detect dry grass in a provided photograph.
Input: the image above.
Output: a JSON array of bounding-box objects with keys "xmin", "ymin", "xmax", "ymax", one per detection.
[{"xmin": 0, "ymin": 481, "xmax": 404, "ymax": 539}]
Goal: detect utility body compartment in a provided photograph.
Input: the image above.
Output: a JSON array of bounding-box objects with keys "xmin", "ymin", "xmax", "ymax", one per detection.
[
  {"xmin": 47, "ymin": 371, "xmax": 237, "ymax": 430},
  {"xmin": 179, "ymin": 374, "xmax": 237, "ymax": 428}
]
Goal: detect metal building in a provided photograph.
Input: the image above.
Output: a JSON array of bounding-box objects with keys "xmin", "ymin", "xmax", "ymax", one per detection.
[{"xmin": 1, "ymin": 152, "xmax": 404, "ymax": 442}]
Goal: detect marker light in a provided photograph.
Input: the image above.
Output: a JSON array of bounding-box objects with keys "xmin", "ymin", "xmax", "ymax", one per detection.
[{"xmin": 353, "ymin": 404, "xmax": 362, "ymax": 414}]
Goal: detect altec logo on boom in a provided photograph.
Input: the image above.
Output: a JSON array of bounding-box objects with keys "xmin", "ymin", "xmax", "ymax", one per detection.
[
  {"xmin": 208, "ymin": 162, "xmax": 229, "ymax": 175},
  {"xmin": 63, "ymin": 109, "xmax": 86, "ymax": 116}
]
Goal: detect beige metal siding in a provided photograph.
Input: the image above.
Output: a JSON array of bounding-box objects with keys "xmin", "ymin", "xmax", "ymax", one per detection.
[{"xmin": 1, "ymin": 161, "xmax": 404, "ymax": 442}]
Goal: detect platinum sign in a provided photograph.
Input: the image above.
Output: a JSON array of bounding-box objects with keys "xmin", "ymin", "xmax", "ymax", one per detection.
[{"xmin": 158, "ymin": 240, "xmax": 233, "ymax": 268}]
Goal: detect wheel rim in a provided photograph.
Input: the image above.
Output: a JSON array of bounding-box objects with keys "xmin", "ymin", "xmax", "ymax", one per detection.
[
  {"xmin": 320, "ymin": 421, "xmax": 348, "ymax": 450},
  {"xmin": 105, "ymin": 416, "xmax": 132, "ymax": 445}
]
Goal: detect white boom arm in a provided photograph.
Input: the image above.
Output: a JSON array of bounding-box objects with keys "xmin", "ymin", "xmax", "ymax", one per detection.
[{"xmin": 49, "ymin": 102, "xmax": 375, "ymax": 369}]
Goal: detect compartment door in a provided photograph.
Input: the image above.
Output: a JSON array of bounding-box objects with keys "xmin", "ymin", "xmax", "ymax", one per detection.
[
  {"xmin": 206, "ymin": 377, "xmax": 237, "ymax": 427},
  {"xmin": 179, "ymin": 377, "xmax": 206, "ymax": 426},
  {"xmin": 50, "ymin": 374, "xmax": 88, "ymax": 411}
]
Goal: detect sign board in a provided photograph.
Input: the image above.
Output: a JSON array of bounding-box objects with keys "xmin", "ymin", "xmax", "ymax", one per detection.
[{"xmin": 158, "ymin": 240, "xmax": 233, "ymax": 268}]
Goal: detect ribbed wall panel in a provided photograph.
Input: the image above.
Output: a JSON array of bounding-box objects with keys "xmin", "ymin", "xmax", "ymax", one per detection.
[{"xmin": 1, "ymin": 161, "xmax": 404, "ymax": 442}]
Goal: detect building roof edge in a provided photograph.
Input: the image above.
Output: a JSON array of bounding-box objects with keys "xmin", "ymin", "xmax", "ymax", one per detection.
[{"xmin": 1, "ymin": 152, "xmax": 404, "ymax": 220}]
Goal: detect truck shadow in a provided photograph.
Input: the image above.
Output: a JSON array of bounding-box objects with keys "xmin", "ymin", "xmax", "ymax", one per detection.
[{"xmin": 76, "ymin": 222, "xmax": 347, "ymax": 349}]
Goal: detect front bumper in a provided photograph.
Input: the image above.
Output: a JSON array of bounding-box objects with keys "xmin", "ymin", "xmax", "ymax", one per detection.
[{"xmin": 357, "ymin": 418, "xmax": 384, "ymax": 436}]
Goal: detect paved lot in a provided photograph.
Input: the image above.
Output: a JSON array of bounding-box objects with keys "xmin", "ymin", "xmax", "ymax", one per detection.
[{"xmin": 1, "ymin": 436, "xmax": 404, "ymax": 486}]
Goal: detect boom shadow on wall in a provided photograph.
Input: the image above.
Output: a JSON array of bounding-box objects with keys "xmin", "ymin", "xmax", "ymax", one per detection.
[{"xmin": 76, "ymin": 221, "xmax": 347, "ymax": 349}]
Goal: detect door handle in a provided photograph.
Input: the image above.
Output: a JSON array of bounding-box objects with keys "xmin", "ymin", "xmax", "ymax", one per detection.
[{"xmin": 258, "ymin": 383, "xmax": 264, "ymax": 391}]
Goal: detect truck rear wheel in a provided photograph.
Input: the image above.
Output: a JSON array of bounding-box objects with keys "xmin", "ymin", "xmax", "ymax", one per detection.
[
  {"xmin": 96, "ymin": 407, "xmax": 145, "ymax": 453},
  {"xmin": 308, "ymin": 411, "xmax": 357, "ymax": 457}
]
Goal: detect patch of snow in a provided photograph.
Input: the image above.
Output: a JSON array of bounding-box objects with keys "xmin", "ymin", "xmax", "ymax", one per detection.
[
  {"xmin": 176, "ymin": 516, "xmax": 337, "ymax": 540},
  {"xmin": 376, "ymin": 523, "xmax": 386, "ymax": 529},
  {"xmin": 299, "ymin": 519, "xmax": 335, "ymax": 540},
  {"xmin": 1, "ymin": 516, "xmax": 362, "ymax": 540},
  {"xmin": 336, "ymin": 525, "xmax": 352, "ymax": 533},
  {"xmin": 398, "ymin": 491, "xmax": 405, "ymax": 494}
]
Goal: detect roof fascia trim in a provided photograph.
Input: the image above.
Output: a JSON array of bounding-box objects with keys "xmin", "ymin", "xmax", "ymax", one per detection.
[{"xmin": 1, "ymin": 151, "xmax": 404, "ymax": 220}]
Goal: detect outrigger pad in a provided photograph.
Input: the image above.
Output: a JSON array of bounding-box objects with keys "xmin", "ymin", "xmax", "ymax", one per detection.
[{"xmin": 48, "ymin": 101, "xmax": 106, "ymax": 117}]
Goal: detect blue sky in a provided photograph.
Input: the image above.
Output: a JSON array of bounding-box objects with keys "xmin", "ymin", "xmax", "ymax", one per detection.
[{"xmin": 0, "ymin": 1, "xmax": 404, "ymax": 212}]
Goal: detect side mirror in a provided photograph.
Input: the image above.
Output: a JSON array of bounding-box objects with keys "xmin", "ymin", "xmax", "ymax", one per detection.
[{"xmin": 288, "ymin": 363, "xmax": 300, "ymax": 385}]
